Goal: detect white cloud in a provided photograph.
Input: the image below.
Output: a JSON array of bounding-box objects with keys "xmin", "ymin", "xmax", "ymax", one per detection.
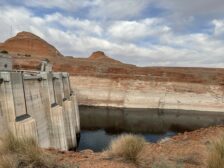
[
  {"xmin": 22, "ymin": 0, "xmax": 150, "ymax": 20},
  {"xmin": 87, "ymin": 0, "xmax": 150, "ymax": 19},
  {"xmin": 108, "ymin": 18, "xmax": 170, "ymax": 41},
  {"xmin": 23, "ymin": 0, "xmax": 83, "ymax": 11},
  {"xmin": 212, "ymin": 19, "xmax": 224, "ymax": 37},
  {"xmin": 0, "ymin": 4, "xmax": 224, "ymax": 67},
  {"xmin": 45, "ymin": 13, "xmax": 103, "ymax": 35},
  {"xmin": 23, "ymin": 0, "xmax": 150, "ymax": 19},
  {"xmin": 155, "ymin": 0, "xmax": 224, "ymax": 16}
]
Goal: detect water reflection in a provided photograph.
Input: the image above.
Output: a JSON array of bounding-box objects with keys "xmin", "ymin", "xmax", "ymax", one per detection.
[
  {"xmin": 80, "ymin": 105, "xmax": 224, "ymax": 133},
  {"xmin": 78, "ymin": 129, "xmax": 176, "ymax": 152},
  {"xmin": 78, "ymin": 105, "xmax": 224, "ymax": 151}
]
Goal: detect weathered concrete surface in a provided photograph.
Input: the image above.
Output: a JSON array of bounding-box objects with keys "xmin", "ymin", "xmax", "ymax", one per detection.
[
  {"xmin": 72, "ymin": 95, "xmax": 80, "ymax": 134},
  {"xmin": 0, "ymin": 72, "xmax": 20, "ymax": 135},
  {"xmin": 23, "ymin": 77, "xmax": 51, "ymax": 148},
  {"xmin": 0, "ymin": 71, "xmax": 80, "ymax": 150},
  {"xmin": 15, "ymin": 117, "xmax": 38, "ymax": 141},
  {"xmin": 0, "ymin": 54, "xmax": 12, "ymax": 71},
  {"xmin": 53, "ymin": 73, "xmax": 64, "ymax": 106},
  {"xmin": 50, "ymin": 105, "xmax": 68, "ymax": 150},
  {"xmin": 52, "ymin": 72, "xmax": 77, "ymax": 149},
  {"xmin": 71, "ymin": 76, "xmax": 224, "ymax": 112},
  {"xmin": 63, "ymin": 100, "xmax": 77, "ymax": 149}
]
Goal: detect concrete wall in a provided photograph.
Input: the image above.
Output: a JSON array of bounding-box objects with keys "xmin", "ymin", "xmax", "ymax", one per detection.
[
  {"xmin": 0, "ymin": 70, "xmax": 80, "ymax": 151},
  {"xmin": 0, "ymin": 54, "xmax": 12, "ymax": 71},
  {"xmin": 52, "ymin": 72, "xmax": 78, "ymax": 149}
]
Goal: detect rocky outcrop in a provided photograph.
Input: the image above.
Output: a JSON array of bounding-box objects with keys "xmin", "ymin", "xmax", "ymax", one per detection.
[
  {"xmin": 88, "ymin": 51, "xmax": 122, "ymax": 64},
  {"xmin": 0, "ymin": 31, "xmax": 63, "ymax": 58}
]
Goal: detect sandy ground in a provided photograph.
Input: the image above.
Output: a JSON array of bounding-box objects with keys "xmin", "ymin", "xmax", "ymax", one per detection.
[{"xmin": 48, "ymin": 125, "xmax": 224, "ymax": 168}]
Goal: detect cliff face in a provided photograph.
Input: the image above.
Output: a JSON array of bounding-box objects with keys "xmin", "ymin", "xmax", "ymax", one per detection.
[
  {"xmin": 1, "ymin": 31, "xmax": 224, "ymax": 112},
  {"xmin": 70, "ymin": 76, "xmax": 224, "ymax": 112}
]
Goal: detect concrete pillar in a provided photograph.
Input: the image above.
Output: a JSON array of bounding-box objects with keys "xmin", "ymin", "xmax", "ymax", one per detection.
[
  {"xmin": 67, "ymin": 73, "xmax": 80, "ymax": 137},
  {"xmin": 62, "ymin": 72, "xmax": 71, "ymax": 100},
  {"xmin": 23, "ymin": 72, "xmax": 51, "ymax": 148},
  {"xmin": 0, "ymin": 72, "xmax": 20, "ymax": 134},
  {"xmin": 10, "ymin": 72, "xmax": 26, "ymax": 117},
  {"xmin": 50, "ymin": 105, "xmax": 68, "ymax": 150},
  {"xmin": 53, "ymin": 72, "xmax": 78, "ymax": 149},
  {"xmin": 15, "ymin": 116, "xmax": 38, "ymax": 141},
  {"xmin": 0, "ymin": 72, "xmax": 38, "ymax": 141},
  {"xmin": 53, "ymin": 73, "xmax": 64, "ymax": 106},
  {"xmin": 63, "ymin": 100, "xmax": 77, "ymax": 149},
  {"xmin": 71, "ymin": 94, "xmax": 80, "ymax": 134},
  {"xmin": 0, "ymin": 73, "xmax": 13, "ymax": 135},
  {"xmin": 41, "ymin": 72, "xmax": 69, "ymax": 150},
  {"xmin": 62, "ymin": 72, "xmax": 77, "ymax": 148}
]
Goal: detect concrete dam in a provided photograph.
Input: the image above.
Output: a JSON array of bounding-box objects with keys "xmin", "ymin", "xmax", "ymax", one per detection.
[{"xmin": 0, "ymin": 54, "xmax": 80, "ymax": 150}]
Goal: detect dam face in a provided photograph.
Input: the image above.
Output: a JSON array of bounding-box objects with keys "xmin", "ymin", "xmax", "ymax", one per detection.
[{"xmin": 0, "ymin": 55, "xmax": 80, "ymax": 150}]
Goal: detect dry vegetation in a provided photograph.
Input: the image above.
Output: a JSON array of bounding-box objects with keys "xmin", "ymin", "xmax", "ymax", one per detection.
[
  {"xmin": 0, "ymin": 133, "xmax": 72, "ymax": 168},
  {"xmin": 207, "ymin": 136, "xmax": 224, "ymax": 168},
  {"xmin": 106, "ymin": 134, "xmax": 146, "ymax": 162}
]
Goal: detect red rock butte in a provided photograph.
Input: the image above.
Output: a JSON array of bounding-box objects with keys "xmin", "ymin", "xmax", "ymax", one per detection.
[
  {"xmin": 0, "ymin": 31, "xmax": 63, "ymax": 58},
  {"xmin": 88, "ymin": 51, "xmax": 122, "ymax": 64}
]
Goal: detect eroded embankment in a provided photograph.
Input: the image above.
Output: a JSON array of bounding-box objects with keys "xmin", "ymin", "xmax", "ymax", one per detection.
[{"xmin": 71, "ymin": 76, "xmax": 224, "ymax": 112}]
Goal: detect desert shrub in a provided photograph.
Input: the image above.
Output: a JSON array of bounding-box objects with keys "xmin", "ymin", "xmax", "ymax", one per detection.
[
  {"xmin": 24, "ymin": 54, "xmax": 31, "ymax": 57},
  {"xmin": 207, "ymin": 137, "xmax": 224, "ymax": 168},
  {"xmin": 152, "ymin": 161, "xmax": 172, "ymax": 168},
  {"xmin": 0, "ymin": 133, "xmax": 71, "ymax": 168},
  {"xmin": 107, "ymin": 134, "xmax": 146, "ymax": 162},
  {"xmin": 0, "ymin": 50, "xmax": 8, "ymax": 54}
]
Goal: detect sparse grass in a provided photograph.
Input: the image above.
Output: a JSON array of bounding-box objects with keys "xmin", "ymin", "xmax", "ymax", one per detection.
[
  {"xmin": 152, "ymin": 161, "xmax": 184, "ymax": 168},
  {"xmin": 176, "ymin": 154, "xmax": 201, "ymax": 166},
  {"xmin": 0, "ymin": 133, "xmax": 72, "ymax": 168},
  {"xmin": 152, "ymin": 161, "xmax": 172, "ymax": 168},
  {"xmin": 207, "ymin": 136, "xmax": 224, "ymax": 168},
  {"xmin": 106, "ymin": 134, "xmax": 146, "ymax": 162}
]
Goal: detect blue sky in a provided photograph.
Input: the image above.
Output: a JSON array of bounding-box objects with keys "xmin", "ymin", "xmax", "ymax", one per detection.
[{"xmin": 0, "ymin": 0, "xmax": 224, "ymax": 67}]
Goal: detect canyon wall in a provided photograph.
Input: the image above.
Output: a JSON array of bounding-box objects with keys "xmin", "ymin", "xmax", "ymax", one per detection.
[{"xmin": 71, "ymin": 76, "xmax": 224, "ymax": 113}]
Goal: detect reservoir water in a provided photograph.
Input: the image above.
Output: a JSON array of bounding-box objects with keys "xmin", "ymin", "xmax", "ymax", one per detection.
[
  {"xmin": 78, "ymin": 129, "xmax": 176, "ymax": 152},
  {"xmin": 78, "ymin": 105, "xmax": 224, "ymax": 152}
]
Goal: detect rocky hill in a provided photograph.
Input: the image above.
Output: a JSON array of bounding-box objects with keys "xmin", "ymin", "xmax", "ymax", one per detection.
[
  {"xmin": 0, "ymin": 32, "xmax": 63, "ymax": 58},
  {"xmin": 88, "ymin": 51, "xmax": 123, "ymax": 64}
]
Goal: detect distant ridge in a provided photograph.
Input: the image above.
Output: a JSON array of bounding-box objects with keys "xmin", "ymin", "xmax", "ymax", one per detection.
[{"xmin": 88, "ymin": 51, "xmax": 122, "ymax": 64}]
